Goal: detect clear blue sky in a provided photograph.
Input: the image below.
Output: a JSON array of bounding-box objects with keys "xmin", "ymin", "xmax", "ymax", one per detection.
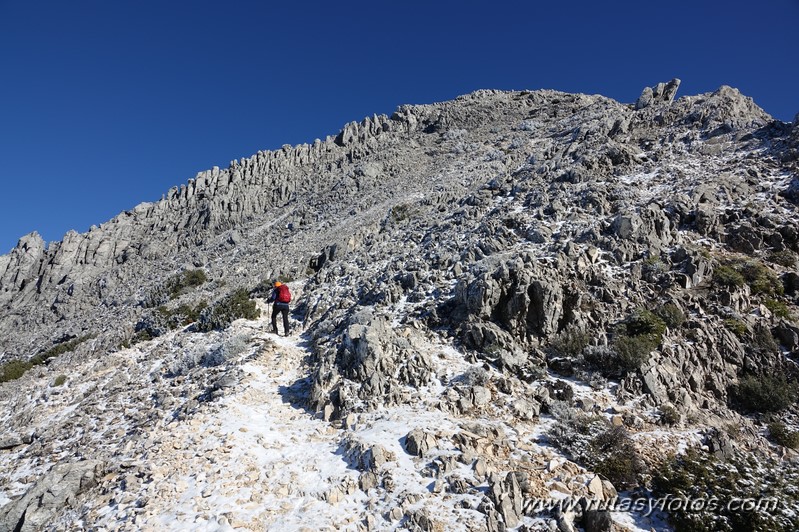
[{"xmin": 1, "ymin": 0, "xmax": 797, "ymax": 254}]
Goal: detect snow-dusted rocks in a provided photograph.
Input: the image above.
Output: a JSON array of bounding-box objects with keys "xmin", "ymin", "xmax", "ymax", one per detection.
[
  {"xmin": 2, "ymin": 82, "xmax": 799, "ymax": 529},
  {"xmin": 0, "ymin": 460, "xmax": 102, "ymax": 532}
]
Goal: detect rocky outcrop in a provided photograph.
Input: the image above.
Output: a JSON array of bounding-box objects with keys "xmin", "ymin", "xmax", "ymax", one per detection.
[
  {"xmin": 404, "ymin": 429, "xmax": 438, "ymax": 457},
  {"xmin": 635, "ymin": 78, "xmax": 681, "ymax": 110},
  {"xmin": 1, "ymin": 82, "xmax": 798, "ymax": 529},
  {"xmin": 0, "ymin": 460, "xmax": 103, "ymax": 532},
  {"xmin": 309, "ymin": 308, "xmax": 435, "ymax": 417}
]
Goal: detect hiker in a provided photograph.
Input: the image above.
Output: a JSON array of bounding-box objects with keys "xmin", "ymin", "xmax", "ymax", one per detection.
[{"xmin": 266, "ymin": 281, "xmax": 291, "ymax": 336}]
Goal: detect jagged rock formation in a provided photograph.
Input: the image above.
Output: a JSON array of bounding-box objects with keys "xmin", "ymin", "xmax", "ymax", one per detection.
[
  {"xmin": 1, "ymin": 81, "xmax": 799, "ymax": 530},
  {"xmin": 0, "ymin": 460, "xmax": 102, "ymax": 532}
]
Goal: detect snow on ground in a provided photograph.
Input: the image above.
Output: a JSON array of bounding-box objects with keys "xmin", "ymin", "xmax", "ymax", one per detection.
[{"xmin": 1, "ymin": 304, "xmax": 692, "ymax": 531}]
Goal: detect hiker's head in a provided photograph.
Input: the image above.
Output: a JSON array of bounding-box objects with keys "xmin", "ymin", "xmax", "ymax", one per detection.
[{"xmin": 274, "ymin": 281, "xmax": 283, "ymax": 287}]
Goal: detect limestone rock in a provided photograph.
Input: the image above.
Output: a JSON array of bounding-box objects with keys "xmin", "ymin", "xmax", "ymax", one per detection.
[
  {"xmin": 0, "ymin": 460, "xmax": 103, "ymax": 532},
  {"xmin": 0, "ymin": 83, "xmax": 795, "ymax": 529},
  {"xmin": 404, "ymin": 429, "xmax": 437, "ymax": 457},
  {"xmin": 635, "ymin": 78, "xmax": 680, "ymax": 109}
]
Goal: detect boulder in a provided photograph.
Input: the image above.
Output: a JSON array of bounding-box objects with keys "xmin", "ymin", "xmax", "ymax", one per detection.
[
  {"xmin": 635, "ymin": 78, "xmax": 680, "ymax": 110},
  {"xmin": 0, "ymin": 460, "xmax": 103, "ymax": 532},
  {"xmin": 583, "ymin": 509, "xmax": 613, "ymax": 532},
  {"xmin": 404, "ymin": 429, "xmax": 437, "ymax": 457}
]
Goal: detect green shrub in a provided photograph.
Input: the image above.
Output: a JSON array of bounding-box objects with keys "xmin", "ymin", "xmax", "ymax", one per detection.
[
  {"xmin": 165, "ymin": 301, "xmax": 209, "ymax": 326},
  {"xmin": 146, "ymin": 300, "xmax": 209, "ymax": 337},
  {"xmin": 131, "ymin": 329, "xmax": 154, "ymax": 345},
  {"xmin": 742, "ymin": 260, "xmax": 783, "ymax": 296},
  {"xmin": 590, "ymin": 426, "xmax": 646, "ymax": 490},
  {"xmin": 769, "ymin": 250, "xmax": 798, "ymax": 268},
  {"xmin": 654, "ymin": 302, "xmax": 686, "ymax": 329},
  {"xmin": 167, "ymin": 269, "xmax": 208, "ymax": 298},
  {"xmin": 546, "ymin": 402, "xmax": 609, "ymax": 459},
  {"xmin": 390, "ymin": 204, "xmax": 413, "ymax": 222},
  {"xmin": 613, "ymin": 334, "xmax": 658, "ymax": 372},
  {"xmin": 550, "ymin": 325, "xmax": 590, "ymax": 357},
  {"xmin": 643, "ymin": 255, "xmax": 668, "ymax": 273},
  {"xmin": 723, "ymin": 318, "xmax": 747, "ymax": 337},
  {"xmin": 0, "ymin": 359, "xmax": 34, "ymax": 383},
  {"xmin": 31, "ymin": 335, "xmax": 92, "ymax": 366},
  {"xmin": 653, "ymin": 447, "xmax": 799, "ymax": 531},
  {"xmin": 548, "ymin": 406, "xmax": 645, "ymax": 491},
  {"xmin": 659, "ymin": 405, "xmax": 681, "ymax": 426},
  {"xmin": 731, "ymin": 374, "xmax": 797, "ymax": 414},
  {"xmin": 767, "ymin": 421, "xmax": 799, "ymax": 449},
  {"xmin": 197, "ymin": 288, "xmax": 261, "ymax": 332},
  {"xmin": 750, "ymin": 324, "xmax": 779, "ymax": 355},
  {"xmin": 1, "ymin": 335, "xmax": 92, "ymax": 382},
  {"xmin": 625, "ymin": 309, "xmax": 667, "ymax": 337},
  {"xmin": 713, "ymin": 265, "xmax": 745, "ymax": 288},
  {"xmin": 764, "ymin": 298, "xmax": 792, "ymax": 319},
  {"xmin": 53, "ymin": 375, "xmax": 67, "ymax": 387}
]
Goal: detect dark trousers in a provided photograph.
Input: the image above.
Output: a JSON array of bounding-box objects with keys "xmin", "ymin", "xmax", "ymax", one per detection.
[{"xmin": 272, "ymin": 303, "xmax": 290, "ymax": 335}]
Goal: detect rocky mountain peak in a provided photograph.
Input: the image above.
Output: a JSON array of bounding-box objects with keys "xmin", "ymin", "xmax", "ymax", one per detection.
[{"xmin": 1, "ymin": 81, "xmax": 799, "ymax": 530}]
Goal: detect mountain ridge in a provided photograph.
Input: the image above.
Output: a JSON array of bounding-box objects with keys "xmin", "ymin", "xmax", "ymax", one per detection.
[{"xmin": 2, "ymin": 80, "xmax": 799, "ymax": 530}]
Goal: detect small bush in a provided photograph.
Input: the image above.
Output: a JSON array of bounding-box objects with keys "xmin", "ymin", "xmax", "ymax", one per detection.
[
  {"xmin": 1, "ymin": 335, "xmax": 92, "ymax": 382},
  {"xmin": 31, "ymin": 335, "xmax": 92, "ymax": 366},
  {"xmin": 653, "ymin": 447, "xmax": 799, "ymax": 531},
  {"xmin": 654, "ymin": 302, "xmax": 686, "ymax": 329},
  {"xmin": 716, "ymin": 257, "xmax": 783, "ymax": 296},
  {"xmin": 200, "ymin": 334, "xmax": 252, "ymax": 370},
  {"xmin": 659, "ymin": 405, "xmax": 681, "ymax": 426},
  {"xmin": 764, "ymin": 298, "xmax": 792, "ymax": 319},
  {"xmin": 0, "ymin": 360, "xmax": 34, "ymax": 383},
  {"xmin": 613, "ymin": 334, "xmax": 658, "ymax": 372},
  {"xmin": 769, "ymin": 250, "xmax": 798, "ymax": 268},
  {"xmin": 750, "ymin": 324, "xmax": 779, "ymax": 355},
  {"xmin": 601, "ymin": 309, "xmax": 667, "ymax": 374},
  {"xmin": 731, "ymin": 374, "xmax": 797, "ymax": 414},
  {"xmin": 548, "ymin": 406, "xmax": 645, "ymax": 490},
  {"xmin": 713, "ymin": 265, "xmax": 745, "ymax": 288},
  {"xmin": 131, "ymin": 329, "xmax": 154, "ymax": 345},
  {"xmin": 742, "ymin": 260, "xmax": 783, "ymax": 296},
  {"xmin": 456, "ymin": 366, "xmax": 489, "ymax": 386},
  {"xmin": 723, "ymin": 318, "xmax": 748, "ymax": 337},
  {"xmin": 168, "ymin": 269, "xmax": 208, "ymax": 298},
  {"xmin": 550, "ymin": 325, "xmax": 590, "ymax": 357},
  {"xmin": 164, "ymin": 301, "xmax": 209, "ymax": 326},
  {"xmin": 141, "ymin": 300, "xmax": 208, "ymax": 339},
  {"xmin": 589, "ymin": 426, "xmax": 646, "ymax": 490},
  {"xmin": 625, "ymin": 309, "xmax": 667, "ymax": 337},
  {"xmin": 767, "ymin": 421, "xmax": 799, "ymax": 449},
  {"xmin": 546, "ymin": 402, "xmax": 609, "ymax": 459},
  {"xmin": 145, "ymin": 269, "xmax": 208, "ymax": 307},
  {"xmin": 643, "ymin": 255, "xmax": 668, "ymax": 273},
  {"xmin": 197, "ymin": 288, "xmax": 260, "ymax": 332},
  {"xmin": 53, "ymin": 375, "xmax": 67, "ymax": 387},
  {"xmin": 389, "ymin": 203, "xmax": 419, "ymax": 224}
]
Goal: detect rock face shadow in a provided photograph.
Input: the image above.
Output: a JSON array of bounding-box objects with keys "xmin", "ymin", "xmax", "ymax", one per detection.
[{"xmin": 277, "ymin": 375, "xmax": 316, "ymax": 417}]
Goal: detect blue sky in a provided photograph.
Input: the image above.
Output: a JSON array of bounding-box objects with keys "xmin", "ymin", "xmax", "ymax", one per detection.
[{"xmin": 1, "ymin": 0, "xmax": 797, "ymax": 254}]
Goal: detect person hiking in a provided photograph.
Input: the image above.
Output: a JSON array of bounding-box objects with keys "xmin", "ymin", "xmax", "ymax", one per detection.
[{"xmin": 266, "ymin": 281, "xmax": 291, "ymax": 336}]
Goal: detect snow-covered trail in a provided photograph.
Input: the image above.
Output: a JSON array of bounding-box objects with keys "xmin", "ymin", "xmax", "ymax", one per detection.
[
  {"xmin": 82, "ymin": 309, "xmax": 676, "ymax": 532},
  {"xmin": 94, "ymin": 325, "xmax": 369, "ymax": 531}
]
